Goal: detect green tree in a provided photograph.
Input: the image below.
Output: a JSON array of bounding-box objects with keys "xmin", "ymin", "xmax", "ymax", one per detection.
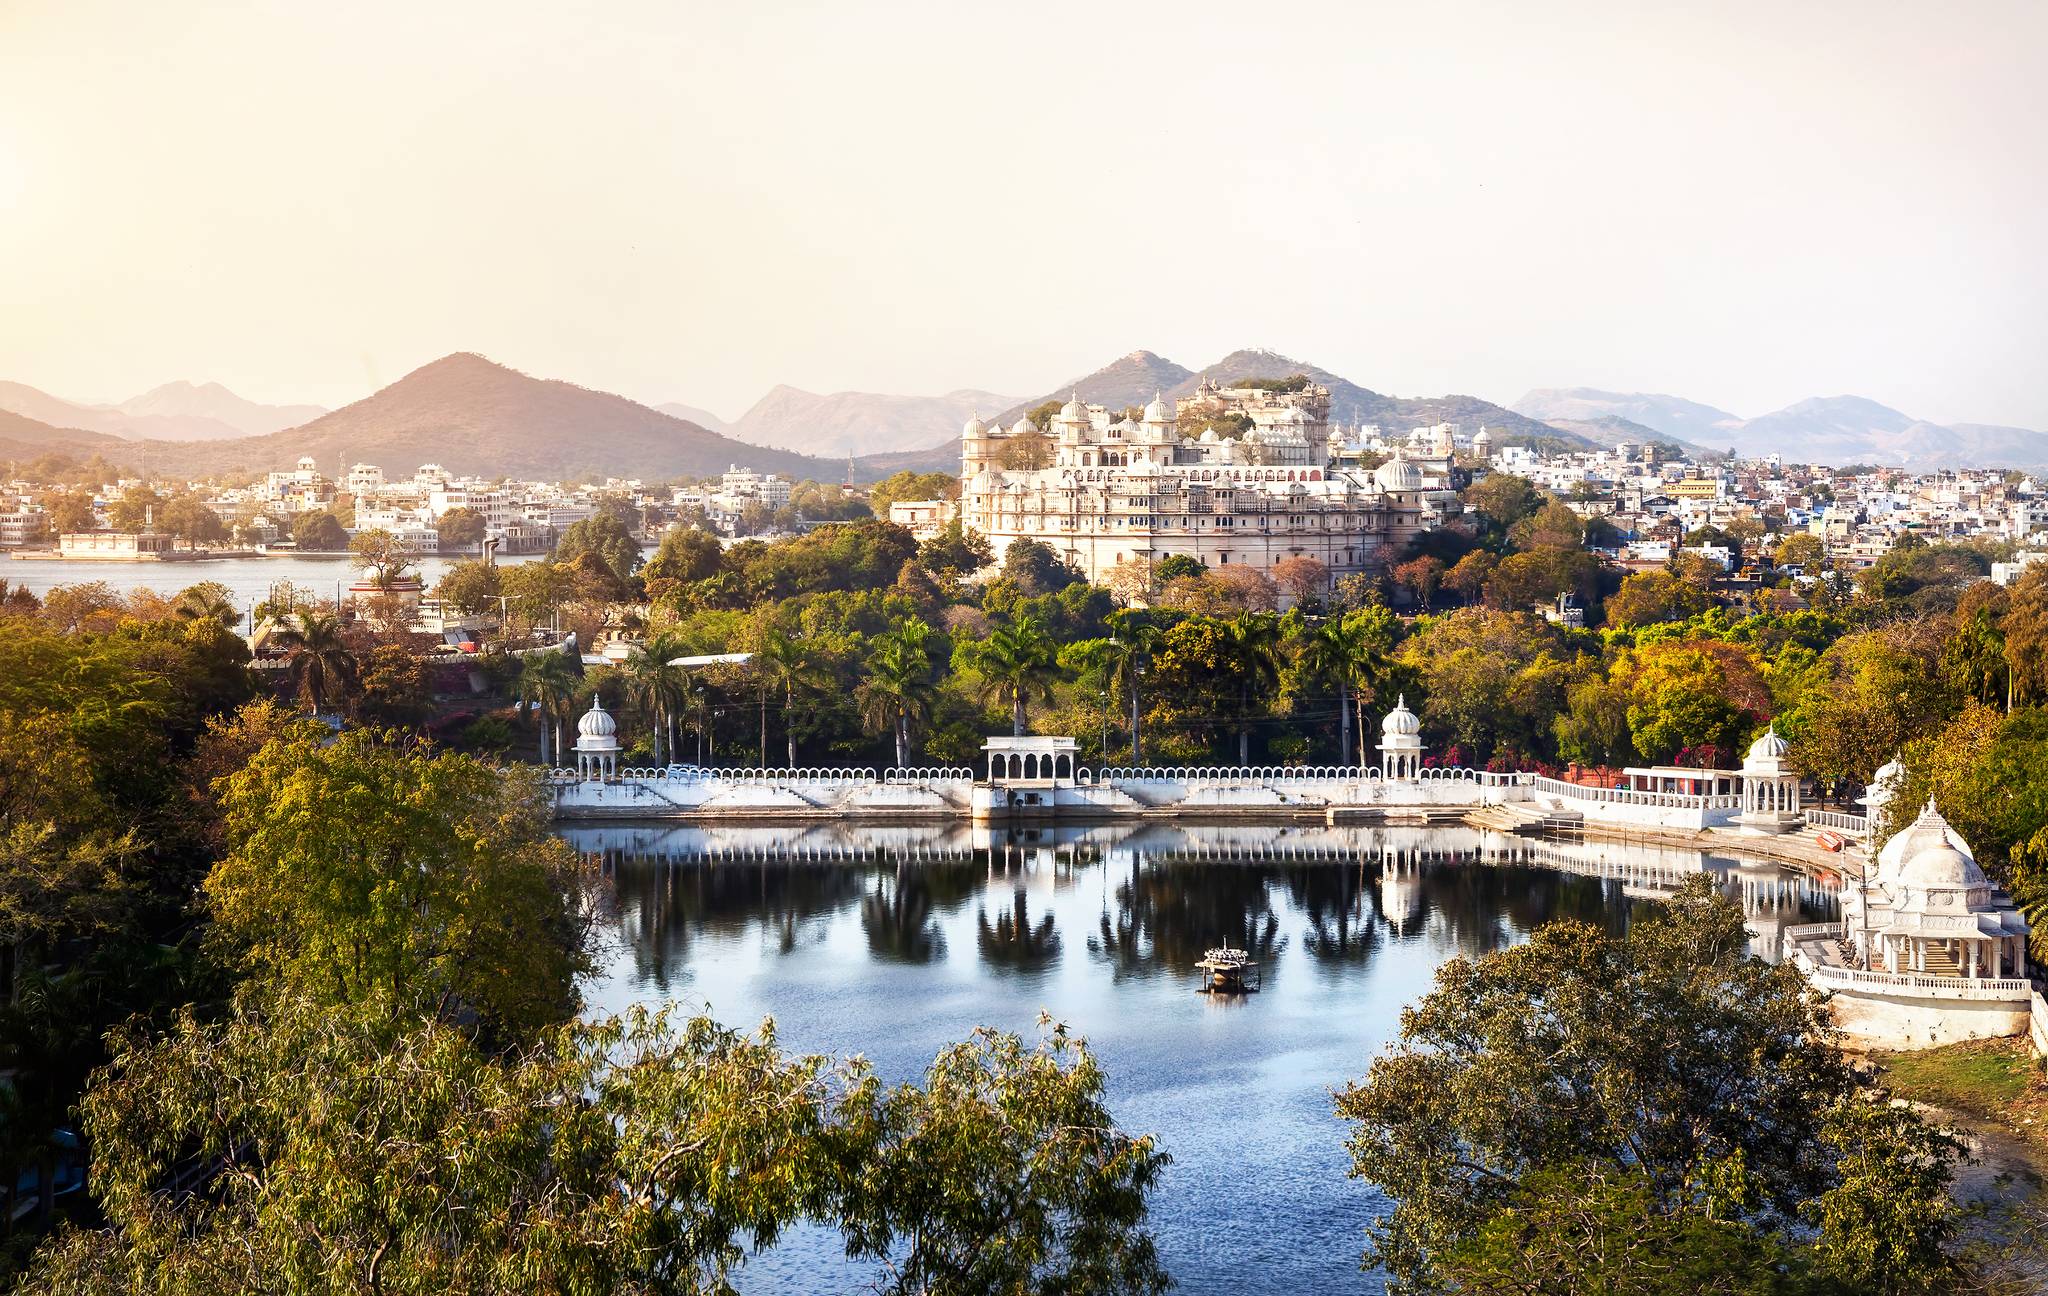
[
  {"xmin": 1336, "ymin": 876, "xmax": 1963, "ymax": 1296},
  {"xmin": 753, "ymin": 628, "xmax": 825, "ymax": 766},
  {"xmin": 156, "ymin": 495, "xmax": 226, "ymax": 545},
  {"xmin": 620, "ymin": 637, "xmax": 689, "ymax": 766},
  {"xmin": 868, "ymin": 470, "xmax": 957, "ymax": 515},
  {"xmin": 833, "ymin": 1019, "xmax": 1171, "ymax": 1295},
  {"xmin": 1221, "ymin": 613, "xmax": 1284, "ymax": 765},
  {"xmin": 25, "ymin": 1002, "xmax": 1167, "ymax": 1296},
  {"xmin": 963, "ymin": 617, "xmax": 1062, "ymax": 736},
  {"xmin": 349, "ymin": 527, "xmax": 415, "ymax": 589},
  {"xmin": 1607, "ymin": 570, "xmax": 1713, "ymax": 628},
  {"xmin": 858, "ymin": 619, "xmax": 937, "ymax": 767},
  {"xmin": 207, "ymin": 729, "xmax": 587, "ymax": 1035},
  {"xmin": 269, "ymin": 608, "xmax": 361, "ymax": 716},
  {"xmin": 500, "ymin": 560, "xmax": 581, "ymax": 632},
  {"xmin": 1295, "ymin": 606, "xmax": 1396, "ymax": 766},
  {"xmin": 556, "ymin": 512, "xmax": 643, "ymax": 579},
  {"xmin": 433, "ymin": 557, "xmax": 504, "ymax": 618},
  {"xmin": 516, "ymin": 649, "xmax": 581, "ymax": 765},
  {"xmin": 435, "ymin": 505, "xmax": 488, "ymax": 552},
  {"xmin": 42, "ymin": 491, "xmax": 95, "ymax": 535},
  {"xmin": 917, "ymin": 520, "xmax": 994, "ymax": 580},
  {"xmin": 1463, "ymin": 473, "xmax": 1541, "ymax": 540},
  {"xmin": 106, "ymin": 485, "xmax": 163, "ymax": 533},
  {"xmin": 290, "ymin": 510, "xmax": 349, "ymax": 551}
]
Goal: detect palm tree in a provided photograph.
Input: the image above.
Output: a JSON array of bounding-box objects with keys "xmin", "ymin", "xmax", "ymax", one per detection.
[
  {"xmin": 516, "ymin": 650, "xmax": 581, "ymax": 766},
  {"xmin": 754, "ymin": 629, "xmax": 825, "ymax": 767},
  {"xmin": 966, "ymin": 617, "xmax": 1062, "ymax": 737},
  {"xmin": 1292, "ymin": 608, "xmax": 1395, "ymax": 767},
  {"xmin": 269, "ymin": 609, "xmax": 360, "ymax": 718},
  {"xmin": 172, "ymin": 583, "xmax": 238, "ymax": 631},
  {"xmin": 857, "ymin": 619, "xmax": 936, "ymax": 769},
  {"xmin": 1101, "ymin": 609, "xmax": 1160, "ymax": 764},
  {"xmin": 1224, "ymin": 613, "xmax": 1284, "ymax": 765},
  {"xmin": 621, "ymin": 643, "xmax": 686, "ymax": 765}
]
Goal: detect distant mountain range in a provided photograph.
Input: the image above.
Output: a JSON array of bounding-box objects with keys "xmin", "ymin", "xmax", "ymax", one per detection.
[
  {"xmin": 9, "ymin": 355, "xmax": 2047, "ymax": 485},
  {"xmin": 1513, "ymin": 388, "xmax": 2048, "ymax": 471},
  {"xmin": 0, "ymin": 379, "xmax": 327, "ymax": 441},
  {"xmin": 0, "ymin": 354, "xmax": 846, "ymax": 483},
  {"xmin": 704, "ymin": 385, "xmax": 1023, "ymax": 459}
]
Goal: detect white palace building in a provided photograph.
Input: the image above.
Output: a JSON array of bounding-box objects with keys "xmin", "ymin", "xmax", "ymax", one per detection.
[{"xmin": 955, "ymin": 379, "xmax": 1460, "ymax": 590}]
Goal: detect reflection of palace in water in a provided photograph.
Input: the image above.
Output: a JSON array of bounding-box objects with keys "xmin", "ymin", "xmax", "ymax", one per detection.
[{"xmin": 570, "ymin": 822, "xmax": 1839, "ymax": 989}]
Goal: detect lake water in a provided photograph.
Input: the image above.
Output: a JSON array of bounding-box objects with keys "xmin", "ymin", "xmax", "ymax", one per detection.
[{"xmin": 567, "ymin": 820, "xmax": 1838, "ymax": 1294}]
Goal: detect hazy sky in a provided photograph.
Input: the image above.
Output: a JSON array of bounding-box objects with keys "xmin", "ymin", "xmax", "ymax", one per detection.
[{"xmin": 2, "ymin": 0, "xmax": 2044, "ymax": 427}]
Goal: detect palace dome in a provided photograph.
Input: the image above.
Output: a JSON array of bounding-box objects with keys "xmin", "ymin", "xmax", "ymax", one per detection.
[
  {"xmin": 1059, "ymin": 392, "xmax": 1086, "ymax": 421},
  {"xmin": 1382, "ymin": 695, "xmax": 1421, "ymax": 738},
  {"xmin": 1877, "ymin": 799, "xmax": 1973, "ymax": 881},
  {"xmin": 576, "ymin": 696, "xmax": 619, "ymax": 750},
  {"xmin": 1375, "ymin": 452, "xmax": 1424, "ymax": 493},
  {"xmin": 1898, "ymin": 841, "xmax": 1986, "ymax": 890},
  {"xmin": 1747, "ymin": 726, "xmax": 1789, "ymax": 761},
  {"xmin": 963, "ymin": 412, "xmax": 987, "ymax": 438},
  {"xmin": 1009, "ymin": 417, "xmax": 1037, "ymax": 438},
  {"xmin": 1143, "ymin": 393, "xmax": 1173, "ymax": 422}
]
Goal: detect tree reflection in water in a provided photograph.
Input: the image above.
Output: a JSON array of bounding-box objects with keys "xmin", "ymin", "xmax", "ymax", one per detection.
[
  {"xmin": 575, "ymin": 828, "xmax": 1830, "ymax": 1004},
  {"xmin": 1090, "ymin": 859, "xmax": 1285, "ymax": 981},
  {"xmin": 1280, "ymin": 860, "xmax": 1379, "ymax": 967},
  {"xmin": 601, "ymin": 854, "xmax": 866, "ymax": 992},
  {"xmin": 859, "ymin": 857, "xmax": 983, "ymax": 964},
  {"xmin": 977, "ymin": 888, "xmax": 1061, "ymax": 971}
]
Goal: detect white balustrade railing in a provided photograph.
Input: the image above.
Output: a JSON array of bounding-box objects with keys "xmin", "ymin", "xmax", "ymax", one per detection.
[
  {"xmin": 1527, "ymin": 774, "xmax": 1742, "ymax": 810},
  {"xmin": 1784, "ymin": 922, "xmax": 1847, "ymax": 943},
  {"xmin": 1803, "ymin": 809, "xmax": 1868, "ymax": 834},
  {"xmin": 1805, "ymin": 963, "xmax": 2032, "ymax": 995}
]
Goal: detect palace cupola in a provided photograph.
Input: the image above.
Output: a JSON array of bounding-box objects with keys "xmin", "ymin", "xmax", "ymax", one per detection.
[
  {"xmin": 1378, "ymin": 695, "xmax": 1424, "ymax": 779},
  {"xmin": 1737, "ymin": 724, "xmax": 1802, "ymax": 833},
  {"xmin": 574, "ymin": 695, "xmax": 620, "ymax": 780}
]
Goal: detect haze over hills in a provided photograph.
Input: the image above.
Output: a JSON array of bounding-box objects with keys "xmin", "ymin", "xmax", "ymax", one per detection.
[
  {"xmin": 0, "ymin": 409, "xmax": 131, "ymax": 471},
  {"xmin": 1538, "ymin": 416, "xmax": 1713, "ymax": 458},
  {"xmin": 1513, "ymin": 388, "xmax": 1744, "ymax": 446},
  {"xmin": 0, "ymin": 379, "xmax": 327, "ymax": 442},
  {"xmin": 718, "ymin": 385, "xmax": 1025, "ymax": 459},
  {"xmin": 116, "ymin": 381, "xmax": 326, "ymax": 437},
  {"xmin": 131, "ymin": 353, "xmax": 843, "ymax": 482},
  {"xmin": 1513, "ymin": 387, "xmax": 2048, "ymax": 470},
  {"xmin": 654, "ymin": 402, "xmax": 729, "ymax": 433}
]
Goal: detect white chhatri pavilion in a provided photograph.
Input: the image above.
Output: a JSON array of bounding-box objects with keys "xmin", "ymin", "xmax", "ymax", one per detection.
[
  {"xmin": 1737, "ymin": 725, "xmax": 1802, "ymax": 833},
  {"xmin": 574, "ymin": 695, "xmax": 620, "ymax": 780},
  {"xmin": 1378, "ymin": 696, "xmax": 1423, "ymax": 780},
  {"xmin": 1843, "ymin": 798, "xmax": 2030, "ymax": 979}
]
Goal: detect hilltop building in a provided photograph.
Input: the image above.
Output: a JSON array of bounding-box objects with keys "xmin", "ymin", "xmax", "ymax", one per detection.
[{"xmin": 956, "ymin": 379, "xmax": 1458, "ymax": 593}]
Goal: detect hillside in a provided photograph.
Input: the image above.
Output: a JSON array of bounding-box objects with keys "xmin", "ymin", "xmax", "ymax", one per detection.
[
  {"xmin": 0, "ymin": 379, "xmax": 324, "ymax": 441},
  {"xmin": 655, "ymin": 402, "xmax": 729, "ymax": 433},
  {"xmin": 1512, "ymin": 388, "xmax": 1743, "ymax": 445},
  {"xmin": 724, "ymin": 385, "xmax": 1023, "ymax": 458},
  {"xmin": 117, "ymin": 381, "xmax": 326, "ymax": 437},
  {"xmin": 1538, "ymin": 415, "xmax": 1712, "ymax": 457},
  {"xmin": 135, "ymin": 353, "xmax": 843, "ymax": 483},
  {"xmin": 0, "ymin": 409, "xmax": 131, "ymax": 466},
  {"xmin": 1515, "ymin": 387, "xmax": 2048, "ymax": 470},
  {"xmin": 987, "ymin": 351, "xmax": 1198, "ymax": 426}
]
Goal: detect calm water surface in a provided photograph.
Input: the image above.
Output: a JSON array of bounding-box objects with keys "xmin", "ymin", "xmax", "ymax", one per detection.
[{"xmin": 568, "ymin": 821, "xmax": 1837, "ymax": 1294}]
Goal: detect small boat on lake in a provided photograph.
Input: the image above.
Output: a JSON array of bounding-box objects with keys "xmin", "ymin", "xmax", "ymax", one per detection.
[{"xmin": 1195, "ymin": 945, "xmax": 1259, "ymax": 994}]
